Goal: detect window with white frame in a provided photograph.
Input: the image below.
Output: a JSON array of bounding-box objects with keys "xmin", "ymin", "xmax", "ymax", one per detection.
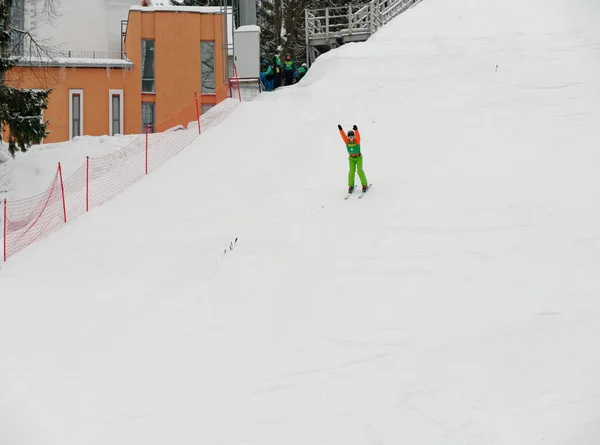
[
  {"xmin": 109, "ymin": 89, "xmax": 124, "ymax": 136},
  {"xmin": 69, "ymin": 89, "xmax": 84, "ymax": 139}
]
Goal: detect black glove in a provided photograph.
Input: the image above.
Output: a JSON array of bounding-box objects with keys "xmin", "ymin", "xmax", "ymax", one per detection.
[
  {"xmin": 353, "ymin": 125, "xmax": 358, "ymax": 131},
  {"xmin": 338, "ymin": 124, "xmax": 343, "ymax": 130}
]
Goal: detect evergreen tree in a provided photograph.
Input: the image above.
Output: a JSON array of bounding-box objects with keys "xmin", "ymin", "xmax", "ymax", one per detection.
[
  {"xmin": 281, "ymin": 0, "xmax": 317, "ymax": 62},
  {"xmin": 258, "ymin": 0, "xmax": 360, "ymax": 65},
  {"xmin": 0, "ymin": 0, "xmax": 51, "ymax": 158},
  {"xmin": 257, "ymin": 0, "xmax": 276, "ymax": 59}
]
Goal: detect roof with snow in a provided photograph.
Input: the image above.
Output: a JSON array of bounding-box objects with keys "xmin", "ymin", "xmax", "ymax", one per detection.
[
  {"xmin": 130, "ymin": 5, "xmax": 232, "ymax": 14},
  {"xmin": 13, "ymin": 56, "xmax": 134, "ymax": 69},
  {"xmin": 235, "ymin": 25, "xmax": 261, "ymax": 33}
]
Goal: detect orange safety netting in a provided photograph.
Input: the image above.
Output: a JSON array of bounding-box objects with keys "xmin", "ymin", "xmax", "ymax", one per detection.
[{"xmin": 3, "ymin": 82, "xmax": 242, "ymax": 262}]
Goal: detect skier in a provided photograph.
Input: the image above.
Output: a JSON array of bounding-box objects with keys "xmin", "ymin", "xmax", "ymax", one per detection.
[{"xmin": 338, "ymin": 124, "xmax": 369, "ymax": 193}]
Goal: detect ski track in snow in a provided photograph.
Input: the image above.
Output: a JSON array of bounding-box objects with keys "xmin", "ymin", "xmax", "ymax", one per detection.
[{"xmin": 1, "ymin": 0, "xmax": 600, "ymax": 443}]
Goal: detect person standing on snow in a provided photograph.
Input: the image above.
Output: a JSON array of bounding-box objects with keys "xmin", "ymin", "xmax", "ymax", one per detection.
[
  {"xmin": 260, "ymin": 59, "xmax": 274, "ymax": 91},
  {"xmin": 338, "ymin": 124, "xmax": 368, "ymax": 193},
  {"xmin": 272, "ymin": 49, "xmax": 282, "ymax": 89},
  {"xmin": 296, "ymin": 63, "xmax": 308, "ymax": 82},
  {"xmin": 259, "ymin": 61, "xmax": 268, "ymax": 90},
  {"xmin": 283, "ymin": 54, "xmax": 295, "ymax": 86}
]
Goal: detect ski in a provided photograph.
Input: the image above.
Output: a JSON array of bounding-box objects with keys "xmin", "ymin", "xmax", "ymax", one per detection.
[
  {"xmin": 358, "ymin": 183, "xmax": 372, "ymax": 199},
  {"xmin": 344, "ymin": 187, "xmax": 356, "ymax": 199}
]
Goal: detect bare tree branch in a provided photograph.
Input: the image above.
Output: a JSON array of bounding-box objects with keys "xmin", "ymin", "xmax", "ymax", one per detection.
[{"xmin": 41, "ymin": 0, "xmax": 61, "ymax": 23}]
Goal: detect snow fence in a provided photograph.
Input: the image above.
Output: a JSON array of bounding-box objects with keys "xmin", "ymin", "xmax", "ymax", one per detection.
[{"xmin": 3, "ymin": 83, "xmax": 242, "ymax": 262}]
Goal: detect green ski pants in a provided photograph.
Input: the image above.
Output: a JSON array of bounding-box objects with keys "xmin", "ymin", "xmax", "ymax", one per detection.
[{"xmin": 348, "ymin": 154, "xmax": 368, "ymax": 187}]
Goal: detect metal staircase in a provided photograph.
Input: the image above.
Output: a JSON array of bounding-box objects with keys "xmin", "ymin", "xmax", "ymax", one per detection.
[{"xmin": 305, "ymin": 0, "xmax": 422, "ymax": 65}]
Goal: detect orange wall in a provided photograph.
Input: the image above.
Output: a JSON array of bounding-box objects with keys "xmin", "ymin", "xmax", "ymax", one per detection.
[
  {"xmin": 125, "ymin": 10, "xmax": 227, "ymax": 130},
  {"xmin": 5, "ymin": 66, "xmax": 128, "ymax": 144},
  {"xmin": 123, "ymin": 14, "xmax": 143, "ymax": 134},
  {"xmin": 3, "ymin": 9, "xmax": 230, "ymax": 144}
]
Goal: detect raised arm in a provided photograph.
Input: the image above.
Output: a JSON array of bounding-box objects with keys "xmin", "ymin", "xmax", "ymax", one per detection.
[
  {"xmin": 353, "ymin": 125, "xmax": 361, "ymax": 144},
  {"xmin": 338, "ymin": 125, "xmax": 348, "ymax": 144}
]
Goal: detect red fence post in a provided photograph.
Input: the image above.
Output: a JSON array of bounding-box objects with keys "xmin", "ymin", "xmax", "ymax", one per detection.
[
  {"xmin": 86, "ymin": 156, "xmax": 89, "ymax": 212},
  {"xmin": 195, "ymin": 92, "xmax": 201, "ymax": 134},
  {"xmin": 58, "ymin": 163, "xmax": 67, "ymax": 223},
  {"xmin": 233, "ymin": 63, "xmax": 242, "ymax": 102},
  {"xmin": 145, "ymin": 125, "xmax": 149, "ymax": 175},
  {"xmin": 3, "ymin": 199, "xmax": 6, "ymax": 262}
]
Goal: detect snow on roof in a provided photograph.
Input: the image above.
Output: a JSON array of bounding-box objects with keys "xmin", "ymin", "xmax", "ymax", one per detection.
[
  {"xmin": 13, "ymin": 56, "xmax": 134, "ymax": 69},
  {"xmin": 235, "ymin": 25, "xmax": 261, "ymax": 33},
  {"xmin": 130, "ymin": 5, "xmax": 230, "ymax": 14}
]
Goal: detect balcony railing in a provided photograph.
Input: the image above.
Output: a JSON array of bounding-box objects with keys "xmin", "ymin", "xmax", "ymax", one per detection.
[
  {"xmin": 49, "ymin": 50, "xmax": 129, "ymax": 60},
  {"xmin": 10, "ymin": 35, "xmax": 129, "ymax": 61}
]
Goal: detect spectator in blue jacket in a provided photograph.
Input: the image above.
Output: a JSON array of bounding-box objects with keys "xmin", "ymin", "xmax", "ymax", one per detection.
[
  {"xmin": 296, "ymin": 63, "xmax": 308, "ymax": 82},
  {"xmin": 260, "ymin": 59, "xmax": 274, "ymax": 91}
]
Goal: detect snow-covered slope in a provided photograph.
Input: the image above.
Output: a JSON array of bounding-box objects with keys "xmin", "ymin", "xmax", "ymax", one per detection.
[
  {"xmin": 2, "ymin": 0, "xmax": 600, "ymax": 444},
  {"xmin": 0, "ymin": 135, "xmax": 137, "ymax": 201}
]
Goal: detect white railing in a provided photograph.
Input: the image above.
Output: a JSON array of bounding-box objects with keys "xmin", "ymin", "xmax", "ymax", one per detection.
[
  {"xmin": 305, "ymin": 4, "xmax": 372, "ymax": 40},
  {"xmin": 14, "ymin": 49, "xmax": 129, "ymax": 60},
  {"xmin": 306, "ymin": 0, "xmax": 421, "ymax": 42},
  {"xmin": 10, "ymin": 34, "xmax": 129, "ymax": 61}
]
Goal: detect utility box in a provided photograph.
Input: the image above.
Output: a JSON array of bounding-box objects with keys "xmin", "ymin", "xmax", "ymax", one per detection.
[{"xmin": 233, "ymin": 25, "xmax": 261, "ymax": 79}]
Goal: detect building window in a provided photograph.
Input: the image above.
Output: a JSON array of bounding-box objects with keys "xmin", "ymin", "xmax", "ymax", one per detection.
[
  {"xmin": 112, "ymin": 95, "xmax": 121, "ymax": 135},
  {"xmin": 142, "ymin": 102, "xmax": 155, "ymax": 133},
  {"xmin": 69, "ymin": 89, "xmax": 84, "ymax": 140},
  {"xmin": 109, "ymin": 89, "xmax": 124, "ymax": 136},
  {"xmin": 141, "ymin": 39, "xmax": 155, "ymax": 93},
  {"xmin": 72, "ymin": 95, "xmax": 81, "ymax": 137},
  {"xmin": 201, "ymin": 41, "xmax": 215, "ymax": 94},
  {"xmin": 201, "ymin": 104, "xmax": 214, "ymax": 114}
]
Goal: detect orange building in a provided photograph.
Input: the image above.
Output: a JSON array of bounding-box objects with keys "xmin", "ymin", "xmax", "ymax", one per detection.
[{"xmin": 4, "ymin": 5, "xmax": 234, "ymax": 144}]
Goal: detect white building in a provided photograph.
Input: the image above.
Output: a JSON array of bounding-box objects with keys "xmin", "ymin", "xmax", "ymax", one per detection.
[
  {"xmin": 11, "ymin": 0, "xmax": 140, "ymax": 58},
  {"xmin": 12, "ymin": 0, "xmax": 234, "ymax": 61}
]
